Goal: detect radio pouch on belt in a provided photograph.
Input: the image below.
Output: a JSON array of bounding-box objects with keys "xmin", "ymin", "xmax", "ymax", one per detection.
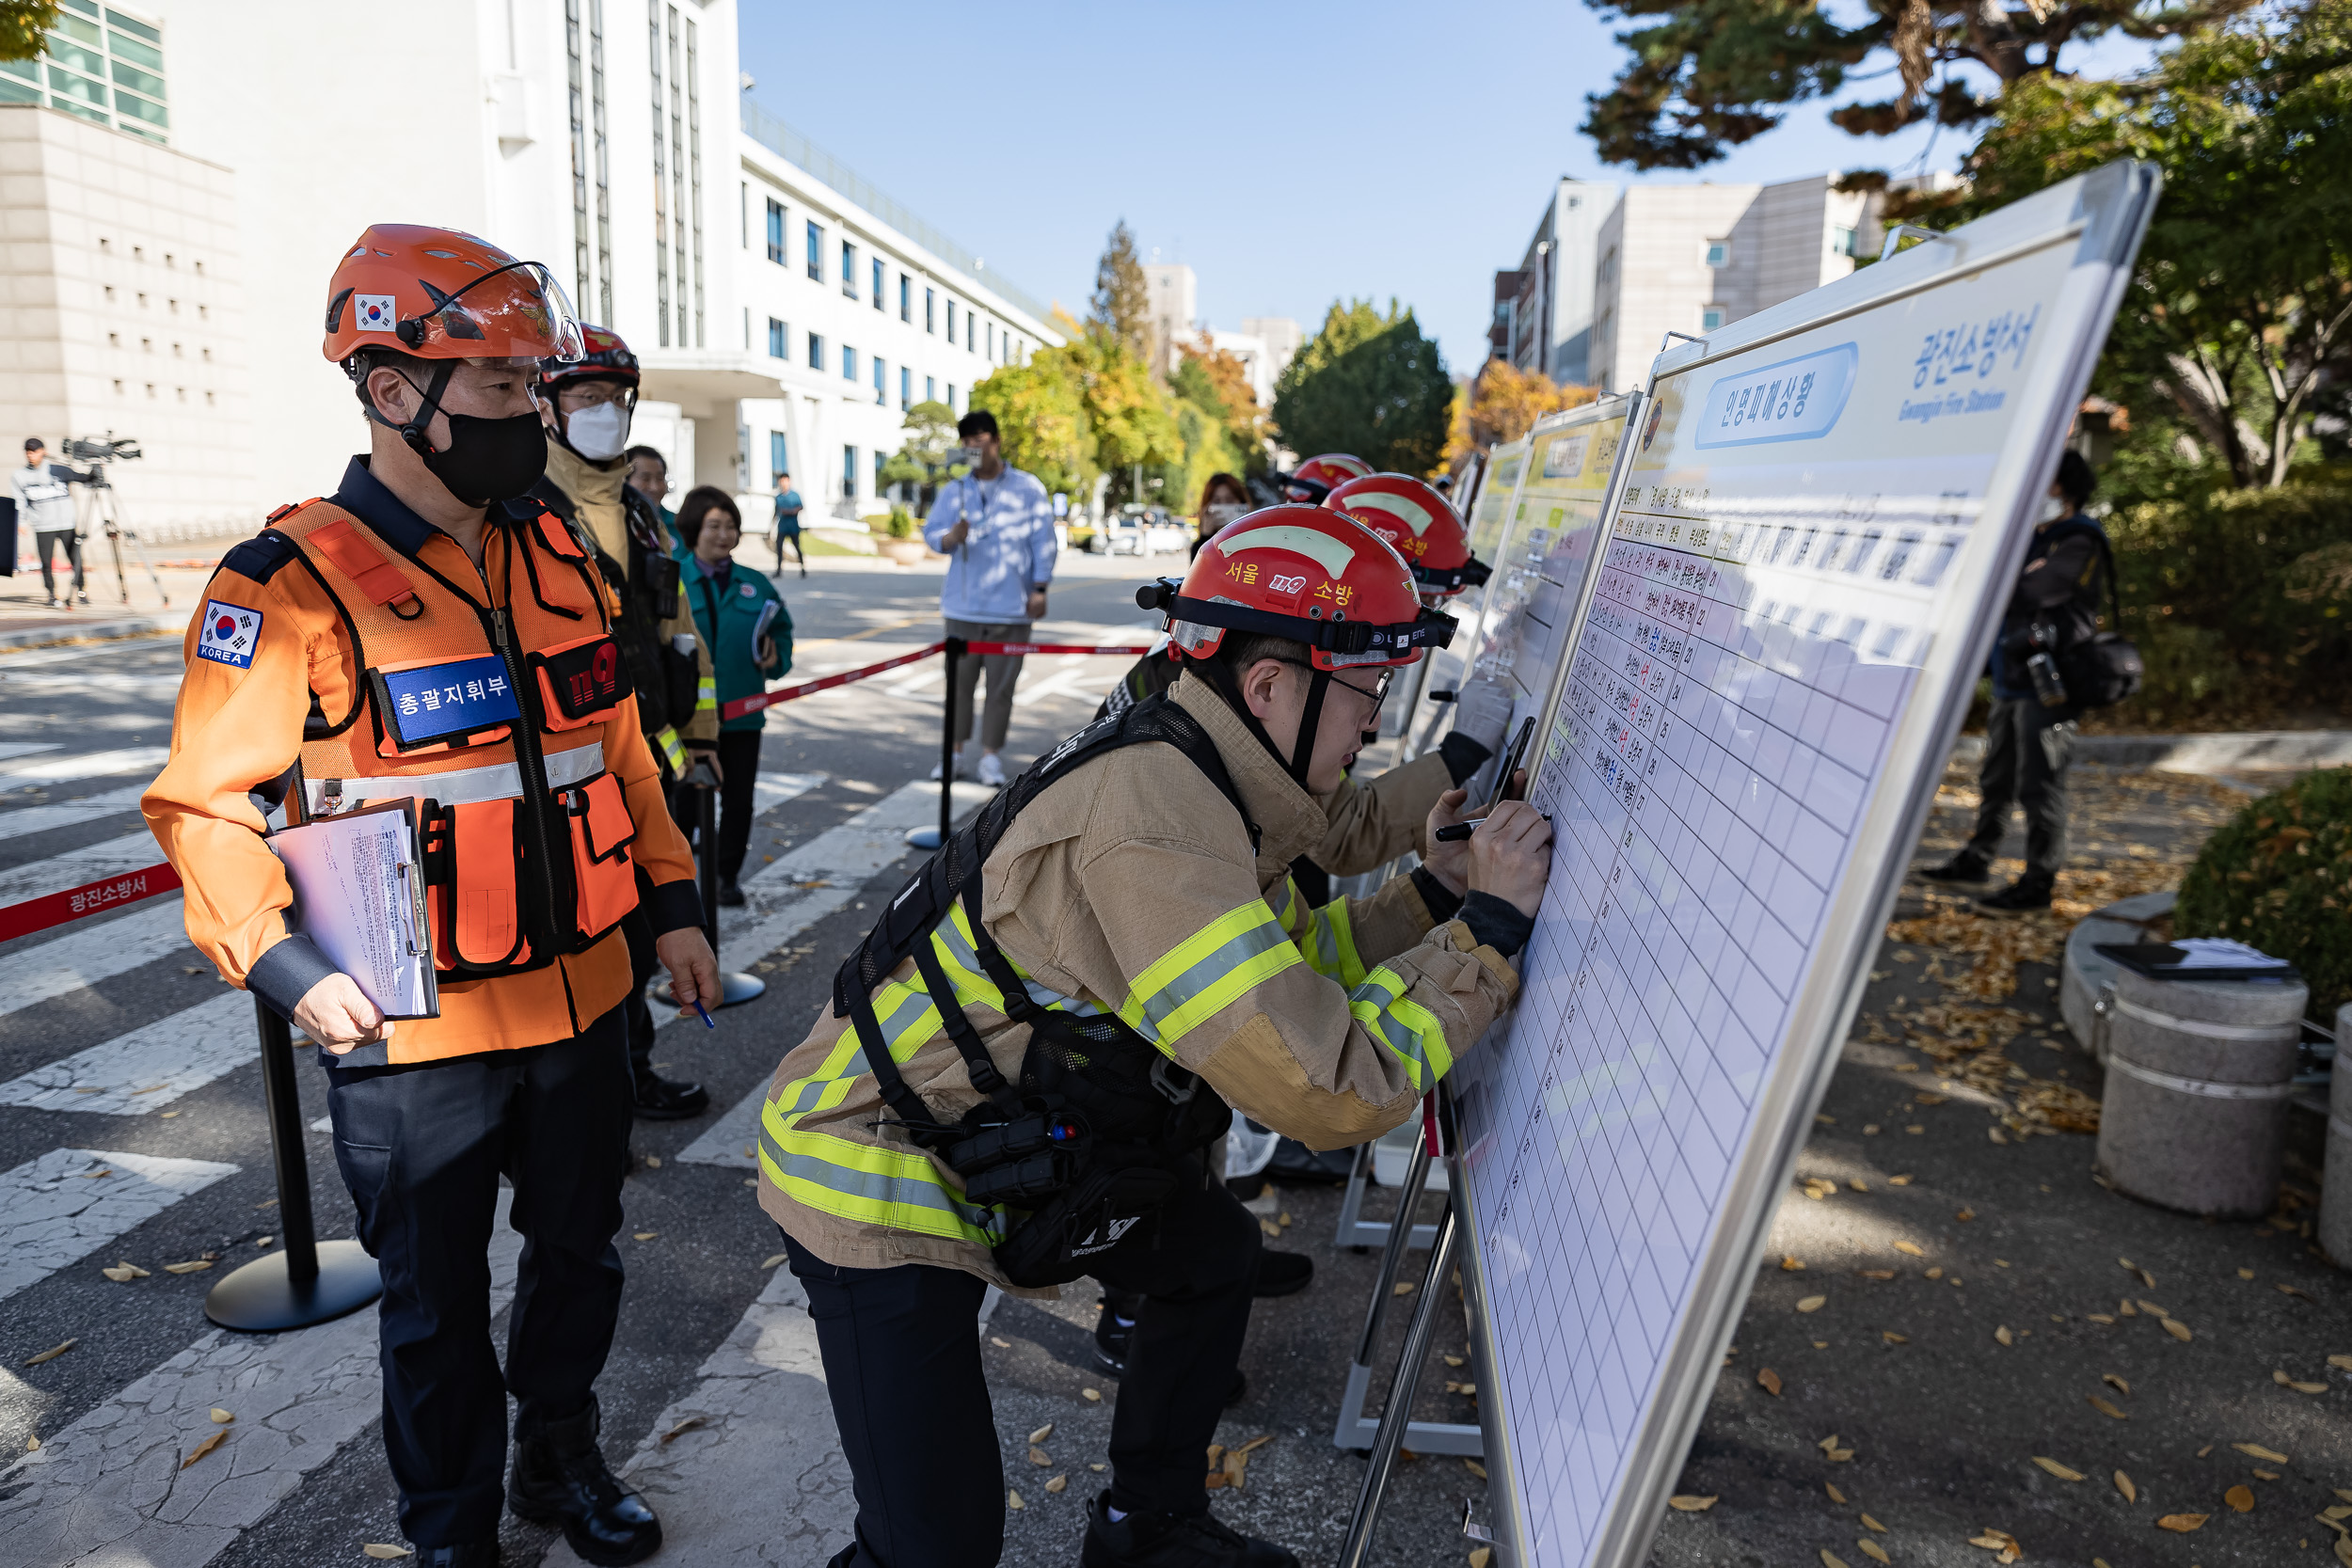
[{"xmin": 833, "ymin": 694, "xmax": 1259, "ymax": 1288}]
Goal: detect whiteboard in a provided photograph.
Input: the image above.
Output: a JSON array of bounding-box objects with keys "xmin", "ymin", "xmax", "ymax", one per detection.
[
  {"xmin": 1448, "ymin": 162, "xmax": 2160, "ymax": 1568},
  {"xmin": 1404, "ymin": 433, "xmax": 1534, "ymax": 758}
]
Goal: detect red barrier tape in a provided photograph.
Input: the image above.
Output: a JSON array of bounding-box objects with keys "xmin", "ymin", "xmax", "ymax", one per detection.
[
  {"xmin": 0, "ymin": 862, "xmax": 183, "ymax": 943},
  {"xmin": 720, "ymin": 641, "xmax": 947, "ymax": 721},
  {"xmin": 961, "ymin": 642, "xmax": 1153, "ymax": 657}
]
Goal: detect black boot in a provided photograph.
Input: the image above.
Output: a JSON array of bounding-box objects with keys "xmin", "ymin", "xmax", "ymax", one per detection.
[
  {"xmin": 631, "ymin": 1069, "xmax": 709, "ymax": 1120},
  {"xmin": 1917, "ymin": 851, "xmax": 1993, "ymax": 883},
  {"xmin": 506, "ymin": 1398, "xmax": 662, "ymax": 1566},
  {"xmin": 419, "ymin": 1547, "xmax": 501, "ymax": 1568},
  {"xmin": 716, "ymin": 877, "xmax": 746, "ymax": 908},
  {"xmin": 1252, "ymin": 1250, "xmax": 1312, "ymax": 1299},
  {"xmin": 1081, "ymin": 1495, "xmax": 1299, "ymax": 1568},
  {"xmin": 1976, "ymin": 875, "xmax": 2054, "ymax": 915}
]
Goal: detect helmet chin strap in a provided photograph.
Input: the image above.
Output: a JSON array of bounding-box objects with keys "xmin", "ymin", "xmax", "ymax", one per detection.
[
  {"xmin": 365, "ymin": 361, "xmax": 457, "ymax": 460},
  {"xmin": 1195, "ymin": 656, "xmax": 1328, "ymax": 793}
]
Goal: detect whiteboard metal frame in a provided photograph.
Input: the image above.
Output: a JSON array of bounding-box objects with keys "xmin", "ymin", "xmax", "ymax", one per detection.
[{"xmin": 1452, "ymin": 160, "xmax": 2160, "ymax": 1568}]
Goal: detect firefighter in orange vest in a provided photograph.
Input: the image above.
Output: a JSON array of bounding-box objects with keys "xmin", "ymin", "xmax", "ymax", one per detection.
[{"xmin": 143, "ymin": 225, "xmax": 715, "ymax": 1568}]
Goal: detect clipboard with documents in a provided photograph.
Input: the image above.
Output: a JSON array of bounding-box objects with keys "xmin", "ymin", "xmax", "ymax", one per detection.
[{"xmin": 267, "ymin": 800, "xmax": 440, "ymax": 1019}]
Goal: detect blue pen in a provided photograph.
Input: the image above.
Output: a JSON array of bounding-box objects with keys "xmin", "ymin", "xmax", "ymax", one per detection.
[{"xmin": 691, "ymin": 998, "xmax": 717, "ymax": 1029}]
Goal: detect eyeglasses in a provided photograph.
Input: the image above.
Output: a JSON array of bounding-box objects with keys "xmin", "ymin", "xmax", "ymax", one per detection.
[
  {"xmin": 555, "ymin": 380, "xmax": 635, "ymax": 411},
  {"xmin": 1273, "ymin": 658, "xmax": 1391, "ymax": 717}
]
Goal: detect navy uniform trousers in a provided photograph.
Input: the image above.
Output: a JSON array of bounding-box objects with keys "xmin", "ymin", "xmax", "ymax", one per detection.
[{"xmin": 325, "ymin": 1006, "xmax": 633, "ymax": 1548}]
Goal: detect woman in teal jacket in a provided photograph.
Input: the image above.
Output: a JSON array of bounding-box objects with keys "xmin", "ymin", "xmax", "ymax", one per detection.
[{"xmin": 674, "ymin": 485, "xmax": 791, "ymax": 906}]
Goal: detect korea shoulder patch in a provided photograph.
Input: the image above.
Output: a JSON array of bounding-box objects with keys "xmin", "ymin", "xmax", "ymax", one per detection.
[{"xmin": 195, "ymin": 600, "xmax": 262, "ymax": 670}]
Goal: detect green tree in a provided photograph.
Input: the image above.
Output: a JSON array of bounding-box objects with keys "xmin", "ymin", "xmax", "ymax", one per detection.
[
  {"xmin": 1579, "ymin": 0, "xmax": 2254, "ymax": 170},
  {"xmin": 968, "ymin": 357, "xmax": 1094, "ymax": 501},
  {"xmin": 1089, "ymin": 219, "xmax": 1150, "ymax": 360},
  {"xmin": 1172, "ymin": 344, "xmax": 1267, "ymax": 471},
  {"xmin": 879, "ymin": 399, "xmax": 961, "ymax": 510},
  {"xmin": 1951, "ymin": 1, "xmax": 2352, "ymax": 488},
  {"xmin": 1272, "ymin": 300, "xmax": 1454, "ymax": 477},
  {"xmin": 1, "ymin": 3, "xmax": 59, "ymax": 61}
]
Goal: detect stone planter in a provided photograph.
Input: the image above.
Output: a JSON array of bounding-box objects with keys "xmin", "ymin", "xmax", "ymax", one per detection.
[
  {"xmin": 2093, "ymin": 965, "xmax": 2306, "ymax": 1218},
  {"xmin": 2323, "ymin": 1003, "xmax": 2352, "ymax": 1267},
  {"xmin": 2060, "ymin": 888, "xmax": 2173, "ymax": 1062},
  {"xmin": 877, "ymin": 537, "xmax": 932, "ymax": 566}
]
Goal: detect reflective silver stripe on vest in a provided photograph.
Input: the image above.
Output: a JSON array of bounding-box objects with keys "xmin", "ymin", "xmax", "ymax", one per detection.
[
  {"xmin": 2105, "ymin": 1052, "xmax": 2296, "ymax": 1101},
  {"xmin": 2108, "ymin": 993, "xmax": 2301, "ymax": 1043},
  {"xmin": 307, "ymin": 740, "xmax": 606, "ymax": 814}
]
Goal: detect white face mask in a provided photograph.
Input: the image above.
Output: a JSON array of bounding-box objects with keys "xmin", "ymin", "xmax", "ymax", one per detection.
[
  {"xmin": 2038, "ymin": 496, "xmax": 2068, "ymax": 524},
  {"xmin": 566, "ymin": 401, "xmax": 632, "ymax": 462}
]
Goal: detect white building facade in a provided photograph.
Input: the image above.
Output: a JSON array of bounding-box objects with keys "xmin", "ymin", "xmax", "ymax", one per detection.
[{"xmin": 0, "ymin": 0, "xmax": 1061, "ymax": 540}]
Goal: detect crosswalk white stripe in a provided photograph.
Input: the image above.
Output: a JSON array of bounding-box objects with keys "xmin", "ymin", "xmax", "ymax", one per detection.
[
  {"xmin": 0, "ymin": 782, "xmax": 151, "ymax": 836},
  {"xmin": 0, "ymin": 742, "xmax": 61, "ymax": 763},
  {"xmin": 541, "ymin": 1263, "xmax": 852, "ymax": 1567},
  {"xmin": 0, "ymin": 830, "xmax": 165, "ymax": 906},
  {"xmin": 0, "ymin": 899, "xmax": 194, "ymax": 1019},
  {"xmin": 0, "ymin": 1194, "xmax": 523, "ymax": 1568},
  {"xmin": 0, "ymin": 745, "xmax": 170, "ymax": 784},
  {"xmin": 678, "ymin": 776, "xmax": 993, "ymax": 1168},
  {"xmin": 0, "ymin": 672, "xmax": 184, "ymax": 697},
  {"xmin": 0, "ymin": 1147, "xmax": 239, "ymax": 1304},
  {"xmin": 0, "ymin": 990, "xmax": 256, "ymax": 1115}
]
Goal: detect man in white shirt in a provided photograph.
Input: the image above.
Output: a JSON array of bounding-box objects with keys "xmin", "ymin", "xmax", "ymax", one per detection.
[
  {"xmin": 921, "ymin": 411, "xmax": 1055, "ymax": 787},
  {"xmin": 12, "ymin": 439, "xmax": 85, "ymax": 609}
]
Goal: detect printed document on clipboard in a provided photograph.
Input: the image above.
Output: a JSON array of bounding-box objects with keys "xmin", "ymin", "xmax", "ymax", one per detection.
[{"xmin": 267, "ymin": 800, "xmax": 439, "ymax": 1020}]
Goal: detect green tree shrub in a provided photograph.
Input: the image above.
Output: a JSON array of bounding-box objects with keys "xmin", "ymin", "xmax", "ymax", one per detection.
[
  {"xmin": 2174, "ymin": 766, "xmax": 2352, "ymax": 1020},
  {"xmin": 1273, "ymin": 300, "xmax": 1453, "ymax": 476}
]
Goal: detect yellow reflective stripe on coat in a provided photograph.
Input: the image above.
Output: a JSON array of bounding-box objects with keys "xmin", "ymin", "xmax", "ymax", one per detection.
[
  {"xmin": 696, "ymin": 675, "xmax": 718, "ymax": 713},
  {"xmin": 650, "ymin": 724, "xmax": 687, "ymax": 775},
  {"xmin": 1297, "ymin": 896, "xmax": 1367, "ymax": 988},
  {"xmin": 1347, "ymin": 964, "xmax": 1454, "ymax": 1093},
  {"xmin": 1116, "ymin": 897, "xmax": 1299, "ymax": 1053}
]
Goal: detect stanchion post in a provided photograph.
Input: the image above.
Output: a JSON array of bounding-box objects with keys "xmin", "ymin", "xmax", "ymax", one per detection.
[
  {"xmin": 689, "ymin": 760, "xmax": 764, "ymax": 1007},
  {"xmin": 939, "ymin": 636, "xmax": 963, "ymax": 845},
  {"xmin": 201, "ymin": 999, "xmax": 382, "ymax": 1332}
]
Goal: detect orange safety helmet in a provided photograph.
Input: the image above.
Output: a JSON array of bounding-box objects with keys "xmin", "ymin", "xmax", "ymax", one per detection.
[
  {"xmin": 1325, "ymin": 472, "xmax": 1490, "ymax": 600},
  {"xmin": 1281, "ymin": 452, "xmax": 1373, "ymax": 503},
  {"xmin": 536, "ymin": 324, "xmax": 641, "ymax": 394},
  {"xmin": 1136, "ymin": 505, "xmax": 1453, "ymax": 784},
  {"xmin": 323, "ymin": 224, "xmax": 584, "ymax": 367}
]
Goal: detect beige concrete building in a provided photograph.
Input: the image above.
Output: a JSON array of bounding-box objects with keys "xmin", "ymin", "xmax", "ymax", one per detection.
[{"xmin": 0, "ymin": 102, "xmax": 253, "ymax": 543}]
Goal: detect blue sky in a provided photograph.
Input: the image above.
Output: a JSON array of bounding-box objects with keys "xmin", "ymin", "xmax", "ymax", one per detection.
[{"xmin": 738, "ymin": 0, "xmax": 2152, "ymax": 377}]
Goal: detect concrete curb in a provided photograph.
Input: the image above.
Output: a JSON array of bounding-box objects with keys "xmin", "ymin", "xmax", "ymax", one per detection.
[
  {"xmin": 1953, "ymin": 729, "xmax": 2352, "ymax": 771},
  {"xmin": 0, "ymin": 611, "xmax": 187, "ymax": 651}
]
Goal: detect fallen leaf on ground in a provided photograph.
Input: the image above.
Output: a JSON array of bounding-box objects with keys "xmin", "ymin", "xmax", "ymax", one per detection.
[
  {"xmin": 1756, "ymin": 1367, "xmax": 1783, "ymax": 1396},
  {"xmin": 1007, "ymin": 1490, "xmax": 1024, "ymax": 1510},
  {"xmin": 1888, "ymin": 1175, "xmax": 1914, "ymax": 1185},
  {"xmin": 1393, "ymin": 1282, "xmax": 1414, "ymax": 1296},
  {"xmin": 2254, "ymin": 1467, "xmax": 2279, "ymax": 1480},
  {"xmin": 644, "ymin": 1155, "xmax": 660, "ymax": 1168},
  {"xmin": 181, "ymin": 1430, "xmax": 227, "ymax": 1467},
  {"xmin": 2119, "ymin": 1301, "xmax": 2137, "ymax": 1317},
  {"xmin": 2114, "ymin": 1471, "xmax": 2136, "ymax": 1501},
  {"xmin": 1956, "ymin": 1208, "xmax": 1976, "ymax": 1221},
  {"xmin": 1861, "ymin": 1513, "xmax": 1886, "ymax": 1532},
  {"xmin": 209, "ymin": 1408, "xmax": 233, "ymax": 1424},
  {"xmin": 1030, "ymin": 1423, "xmax": 1054, "ymax": 1444},
  {"xmin": 1461, "ymin": 1458, "xmax": 1488, "ymax": 1480},
  {"xmin": 23, "ymin": 1436, "xmax": 35, "ymax": 1451},
  {"xmin": 759, "ymin": 1253, "xmax": 787, "ymax": 1270},
  {"xmin": 1862, "ymin": 1270, "xmax": 1896, "ymax": 1280},
  {"xmin": 990, "ymin": 1337, "xmax": 1010, "ymax": 1349},
  {"xmin": 1925, "ymin": 1267, "xmax": 1944, "ymax": 1279},
  {"xmin": 2156, "ymin": 1513, "xmax": 2207, "ymax": 1532},
  {"xmin": 1821, "ymin": 1552, "xmax": 1851, "ymax": 1568},
  {"xmin": 1849, "ymin": 1179, "xmax": 1869, "ymax": 1192},
  {"xmin": 632, "ymin": 1232, "xmax": 658, "ymax": 1242},
  {"xmin": 2088, "ymin": 1313, "xmax": 2116, "ymax": 1323},
  {"xmin": 1783, "ymin": 1256, "xmax": 1807, "ymax": 1271},
  {"xmin": 2225, "ymin": 1484, "xmax": 2254, "ymax": 1513},
  {"xmin": 1994, "ymin": 1325, "xmax": 2013, "ymax": 1346},
  {"xmin": 1470, "ymin": 1550, "xmax": 1492, "ymax": 1568},
  {"xmin": 1443, "ymin": 1354, "xmax": 1467, "ymax": 1368},
  {"xmin": 2197, "ymin": 1445, "xmax": 2213, "ymax": 1457},
  {"xmin": 2274, "ymin": 1370, "xmax": 2328, "ymax": 1393},
  {"xmin": 1826, "ymin": 1482, "xmax": 1846, "ymax": 1503},
  {"xmin": 2033, "ymin": 1457, "xmax": 2085, "ymax": 1481},
  {"xmin": 1082, "ymin": 1387, "xmax": 1102, "ymax": 1402},
  {"xmin": 1798, "ymin": 1295, "xmax": 1827, "ymax": 1313},
  {"xmin": 361, "ymin": 1548, "xmax": 413, "ymax": 1561},
  {"xmin": 2280, "ymin": 1283, "xmax": 2314, "ymax": 1300},
  {"xmin": 1667, "ymin": 1496, "xmax": 1716, "ymax": 1512},
  {"xmin": 101, "ymin": 1262, "xmax": 148, "ymax": 1281},
  {"xmin": 1045, "ymin": 1474, "xmax": 1067, "ymax": 1494},
  {"xmin": 164, "ymin": 1260, "xmax": 213, "ymax": 1275},
  {"xmin": 24, "ymin": 1339, "xmax": 74, "ymax": 1366},
  {"xmin": 1858, "ymin": 1541, "xmax": 1890, "ymax": 1564},
  {"xmin": 2238, "ymin": 1268, "xmax": 2256, "ymax": 1280},
  {"xmin": 2233, "ymin": 1443, "xmax": 2289, "ymax": 1463},
  {"xmin": 1883, "ymin": 1332, "xmax": 1908, "ymax": 1344},
  {"xmin": 2104, "ymin": 1372, "xmax": 2130, "ymax": 1394},
  {"xmin": 660, "ymin": 1416, "xmax": 704, "ymax": 1444},
  {"xmin": 1894, "ymin": 1242, "xmax": 1924, "ymax": 1257},
  {"xmin": 1028, "ymin": 1446, "xmax": 1052, "ymax": 1466},
  {"xmin": 2160, "ymin": 1318, "xmax": 2192, "ymax": 1341},
  {"xmin": 2089, "ymin": 1396, "xmax": 2127, "ymax": 1419}
]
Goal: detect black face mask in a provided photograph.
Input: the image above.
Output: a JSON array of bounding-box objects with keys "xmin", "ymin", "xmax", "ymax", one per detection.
[
  {"xmin": 378, "ymin": 365, "xmax": 548, "ymax": 507},
  {"xmin": 419, "ymin": 410, "xmax": 548, "ymax": 507}
]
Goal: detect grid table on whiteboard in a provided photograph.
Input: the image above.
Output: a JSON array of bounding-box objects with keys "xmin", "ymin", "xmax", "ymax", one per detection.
[{"xmin": 1456, "ymin": 462, "xmax": 1987, "ymax": 1563}]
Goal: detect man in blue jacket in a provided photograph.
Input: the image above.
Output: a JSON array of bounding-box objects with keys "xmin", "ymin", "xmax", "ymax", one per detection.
[{"xmin": 921, "ymin": 410, "xmax": 1055, "ymax": 787}]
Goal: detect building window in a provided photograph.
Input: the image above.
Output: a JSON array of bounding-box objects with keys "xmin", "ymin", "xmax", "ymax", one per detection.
[
  {"xmin": 925, "ymin": 375, "xmax": 936, "ymax": 404},
  {"xmin": 770, "ymin": 430, "xmax": 788, "ymax": 481},
  {"xmin": 900, "ymin": 366, "xmax": 911, "ymax": 410},
  {"xmin": 9, "ymin": 5, "xmax": 169, "ymax": 139},
  {"xmin": 985, "ymin": 322, "xmax": 993, "ymax": 360},
  {"xmin": 872, "ymin": 257, "xmax": 884, "ymax": 309},
  {"xmin": 1701, "ymin": 306, "xmax": 1726, "ymax": 332},
  {"xmin": 807, "ymin": 331, "xmax": 824, "ymax": 371},
  {"xmin": 946, "ymin": 383, "xmax": 957, "ymax": 411},
  {"xmin": 1832, "ymin": 224, "xmax": 1861, "ymax": 258},
  {"xmin": 873, "ymin": 356, "xmax": 885, "ymax": 404},
  {"xmin": 899, "ymin": 275, "xmax": 911, "ymax": 323},
  {"xmin": 966, "ymin": 314, "xmax": 975, "ymax": 353},
  {"xmin": 875, "ymin": 450, "xmax": 887, "ymax": 499},
  {"xmin": 648, "ymin": 2, "xmax": 669, "ymax": 343},
  {"xmin": 926, "ymin": 288, "xmax": 936, "ymax": 333},
  {"xmin": 842, "ymin": 344, "xmax": 856, "ymax": 380},
  {"xmin": 806, "ymin": 219, "xmax": 822, "ymax": 281},
  {"xmin": 842, "ymin": 445, "xmax": 859, "ymax": 500},
  {"xmin": 946, "ymin": 300, "xmax": 956, "ymax": 342},
  {"xmin": 768, "ymin": 317, "xmax": 787, "ymax": 357},
  {"xmin": 842, "ymin": 240, "xmax": 857, "ymax": 297},
  {"xmin": 1704, "ymin": 240, "xmax": 1729, "ymax": 268},
  {"xmin": 765, "ymin": 198, "xmax": 785, "ymax": 263},
  {"xmin": 683, "ymin": 8, "xmax": 704, "ymax": 347}
]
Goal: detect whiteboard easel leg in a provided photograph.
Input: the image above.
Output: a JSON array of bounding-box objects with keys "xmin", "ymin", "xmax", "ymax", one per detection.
[{"xmin": 1339, "ymin": 1200, "xmax": 1461, "ymax": 1568}]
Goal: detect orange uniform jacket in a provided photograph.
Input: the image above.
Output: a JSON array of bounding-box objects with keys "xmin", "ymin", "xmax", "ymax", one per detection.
[{"xmin": 144, "ymin": 456, "xmax": 703, "ymax": 1066}]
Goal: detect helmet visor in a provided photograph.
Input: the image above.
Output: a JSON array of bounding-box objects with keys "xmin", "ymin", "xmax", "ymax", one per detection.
[{"xmin": 410, "ymin": 261, "xmax": 586, "ymax": 362}]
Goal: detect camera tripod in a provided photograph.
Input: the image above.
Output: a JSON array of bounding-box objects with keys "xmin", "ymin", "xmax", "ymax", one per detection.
[{"xmin": 71, "ymin": 466, "xmax": 168, "ymax": 610}]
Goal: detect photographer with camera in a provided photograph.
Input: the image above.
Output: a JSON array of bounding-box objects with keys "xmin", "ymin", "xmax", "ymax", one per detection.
[
  {"xmin": 14, "ymin": 438, "xmax": 86, "ymax": 609},
  {"xmin": 1921, "ymin": 451, "xmax": 2112, "ymax": 915}
]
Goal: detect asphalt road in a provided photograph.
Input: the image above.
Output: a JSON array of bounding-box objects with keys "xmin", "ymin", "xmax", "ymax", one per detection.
[{"xmin": 0, "ymin": 545, "xmax": 2341, "ymax": 1568}]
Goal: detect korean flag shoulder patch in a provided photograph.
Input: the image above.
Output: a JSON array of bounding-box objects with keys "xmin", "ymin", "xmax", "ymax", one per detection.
[{"xmin": 195, "ymin": 599, "xmax": 263, "ymax": 670}]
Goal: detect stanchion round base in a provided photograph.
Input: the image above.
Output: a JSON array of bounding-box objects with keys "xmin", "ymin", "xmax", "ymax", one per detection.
[
  {"xmin": 204, "ymin": 1240, "xmax": 381, "ymax": 1332},
  {"xmin": 903, "ymin": 826, "xmax": 945, "ymax": 850},
  {"xmin": 717, "ymin": 971, "xmax": 765, "ymax": 1007}
]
